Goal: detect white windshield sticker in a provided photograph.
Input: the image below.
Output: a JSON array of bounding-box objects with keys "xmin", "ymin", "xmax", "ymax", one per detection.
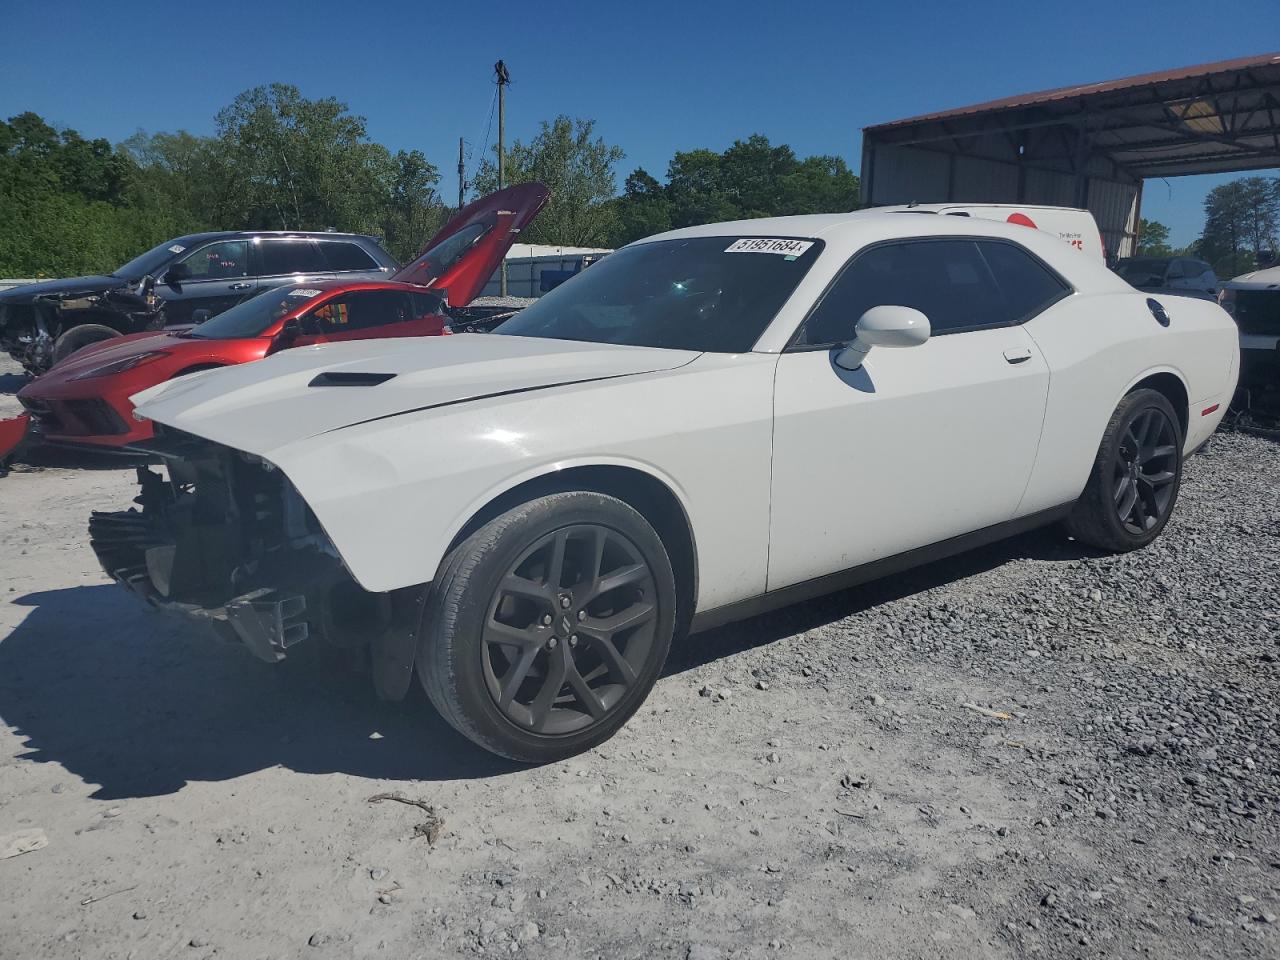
[
  {"xmin": 168, "ymin": 244, "xmax": 186, "ymax": 254},
  {"xmin": 724, "ymin": 238, "xmax": 814, "ymax": 257},
  {"xmin": 289, "ymin": 288, "xmax": 322, "ymax": 298}
]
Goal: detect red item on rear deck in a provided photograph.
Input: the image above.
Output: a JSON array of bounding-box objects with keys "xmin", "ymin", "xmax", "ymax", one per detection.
[{"xmin": 0, "ymin": 413, "xmax": 30, "ymax": 467}]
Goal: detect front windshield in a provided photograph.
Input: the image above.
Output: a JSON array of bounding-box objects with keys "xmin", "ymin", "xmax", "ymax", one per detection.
[
  {"xmin": 184, "ymin": 285, "xmax": 320, "ymax": 339},
  {"xmin": 493, "ymin": 236, "xmax": 824, "ymax": 352},
  {"xmin": 113, "ymin": 236, "xmax": 204, "ymax": 280}
]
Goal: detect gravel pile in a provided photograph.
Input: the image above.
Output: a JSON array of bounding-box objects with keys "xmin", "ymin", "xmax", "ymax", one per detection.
[{"xmin": 670, "ymin": 430, "xmax": 1280, "ymax": 957}]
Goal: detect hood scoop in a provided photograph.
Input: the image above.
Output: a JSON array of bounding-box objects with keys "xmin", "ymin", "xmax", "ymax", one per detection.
[{"xmin": 309, "ymin": 371, "xmax": 397, "ymax": 388}]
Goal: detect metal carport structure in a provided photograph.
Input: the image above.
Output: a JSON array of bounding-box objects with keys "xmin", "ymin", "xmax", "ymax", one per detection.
[{"xmin": 860, "ymin": 52, "xmax": 1280, "ymax": 258}]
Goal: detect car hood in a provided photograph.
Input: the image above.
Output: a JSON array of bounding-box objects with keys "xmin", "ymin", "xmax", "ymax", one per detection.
[
  {"xmin": 0, "ymin": 275, "xmax": 124, "ymax": 304},
  {"xmin": 131, "ymin": 334, "xmax": 699, "ymax": 457},
  {"xmin": 31, "ymin": 328, "xmax": 201, "ymax": 384},
  {"xmin": 1224, "ymin": 265, "xmax": 1280, "ymax": 289}
]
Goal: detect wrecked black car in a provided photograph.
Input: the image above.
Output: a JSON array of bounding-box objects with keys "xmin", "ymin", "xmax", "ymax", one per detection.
[
  {"xmin": 0, "ymin": 268, "xmax": 166, "ymax": 376},
  {"xmin": 0, "ymin": 231, "xmax": 397, "ymax": 375}
]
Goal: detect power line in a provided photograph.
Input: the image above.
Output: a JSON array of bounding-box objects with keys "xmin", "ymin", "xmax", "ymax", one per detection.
[{"xmin": 472, "ymin": 85, "xmax": 498, "ymax": 168}]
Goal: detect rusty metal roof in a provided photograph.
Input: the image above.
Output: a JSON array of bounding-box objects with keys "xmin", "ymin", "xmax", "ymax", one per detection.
[{"xmin": 864, "ymin": 52, "xmax": 1280, "ymax": 178}]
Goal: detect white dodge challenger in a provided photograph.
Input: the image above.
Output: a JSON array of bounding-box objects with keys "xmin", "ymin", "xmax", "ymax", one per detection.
[{"xmin": 91, "ymin": 210, "xmax": 1239, "ymax": 761}]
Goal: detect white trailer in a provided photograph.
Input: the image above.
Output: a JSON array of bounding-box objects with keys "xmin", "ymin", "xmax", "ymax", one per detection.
[{"xmin": 480, "ymin": 244, "xmax": 612, "ymax": 299}]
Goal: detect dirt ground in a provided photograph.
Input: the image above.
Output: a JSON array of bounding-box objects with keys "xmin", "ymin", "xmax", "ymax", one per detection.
[{"xmin": 1, "ymin": 355, "xmax": 1278, "ymax": 960}]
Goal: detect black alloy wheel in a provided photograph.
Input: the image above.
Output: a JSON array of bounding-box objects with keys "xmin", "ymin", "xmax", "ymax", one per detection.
[
  {"xmin": 1065, "ymin": 387, "xmax": 1184, "ymax": 553},
  {"xmin": 418, "ymin": 491, "xmax": 677, "ymax": 763},
  {"xmin": 481, "ymin": 524, "xmax": 658, "ymax": 735},
  {"xmin": 1112, "ymin": 407, "xmax": 1178, "ymax": 535}
]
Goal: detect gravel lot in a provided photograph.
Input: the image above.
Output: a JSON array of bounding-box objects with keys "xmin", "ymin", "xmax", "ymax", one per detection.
[{"xmin": 1, "ymin": 353, "xmax": 1278, "ymax": 959}]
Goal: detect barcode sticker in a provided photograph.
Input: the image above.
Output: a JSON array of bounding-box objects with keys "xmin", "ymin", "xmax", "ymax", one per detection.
[{"xmin": 724, "ymin": 238, "xmax": 814, "ymax": 257}]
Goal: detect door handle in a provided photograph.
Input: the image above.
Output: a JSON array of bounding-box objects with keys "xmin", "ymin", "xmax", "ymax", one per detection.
[
  {"xmin": 1003, "ymin": 347, "xmax": 1033, "ymax": 364},
  {"xmin": 229, "ymin": 282, "xmax": 252, "ymax": 291}
]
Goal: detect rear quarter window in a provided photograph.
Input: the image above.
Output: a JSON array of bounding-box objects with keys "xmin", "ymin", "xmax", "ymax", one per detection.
[
  {"xmin": 976, "ymin": 241, "xmax": 1070, "ymax": 323},
  {"xmin": 258, "ymin": 239, "xmax": 327, "ymax": 276},
  {"xmin": 320, "ymin": 242, "xmax": 378, "ymax": 272}
]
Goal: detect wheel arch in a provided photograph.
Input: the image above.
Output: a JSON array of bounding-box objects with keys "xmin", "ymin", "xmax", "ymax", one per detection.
[
  {"xmin": 444, "ymin": 462, "xmax": 700, "ymax": 637},
  {"xmin": 1121, "ymin": 368, "xmax": 1189, "ymax": 439}
]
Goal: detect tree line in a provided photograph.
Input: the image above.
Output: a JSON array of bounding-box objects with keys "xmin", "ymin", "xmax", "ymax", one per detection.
[
  {"xmin": 1136, "ymin": 176, "xmax": 1279, "ymax": 275},
  {"xmin": 11, "ymin": 82, "xmax": 1269, "ymax": 281},
  {"xmin": 0, "ymin": 89, "xmax": 860, "ymax": 277}
]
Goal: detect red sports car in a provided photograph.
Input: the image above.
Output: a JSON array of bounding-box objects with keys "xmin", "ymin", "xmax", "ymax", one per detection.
[{"xmin": 18, "ymin": 184, "xmax": 549, "ymax": 450}]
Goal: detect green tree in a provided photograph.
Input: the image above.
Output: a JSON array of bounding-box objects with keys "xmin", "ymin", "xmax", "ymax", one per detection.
[
  {"xmin": 380, "ymin": 148, "xmax": 449, "ymax": 262},
  {"xmin": 605, "ymin": 169, "xmax": 673, "ymax": 246},
  {"xmin": 0, "ymin": 112, "xmax": 169, "ymax": 276},
  {"xmin": 610, "ymin": 134, "xmax": 860, "ymax": 246},
  {"xmin": 1195, "ymin": 176, "xmax": 1280, "ymax": 276},
  {"xmin": 0, "ymin": 98, "xmax": 455, "ymax": 277},
  {"xmin": 1135, "ymin": 219, "xmax": 1173, "ymax": 257},
  {"xmin": 474, "ymin": 116, "xmax": 624, "ymax": 247}
]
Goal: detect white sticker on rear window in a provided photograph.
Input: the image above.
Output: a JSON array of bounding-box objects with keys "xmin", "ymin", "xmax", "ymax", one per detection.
[
  {"xmin": 724, "ymin": 238, "xmax": 814, "ymax": 257},
  {"xmin": 168, "ymin": 244, "xmax": 186, "ymax": 254},
  {"xmin": 289, "ymin": 288, "xmax": 322, "ymax": 298}
]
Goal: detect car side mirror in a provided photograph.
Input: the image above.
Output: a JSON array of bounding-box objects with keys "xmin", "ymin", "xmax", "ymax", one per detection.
[
  {"xmin": 164, "ymin": 262, "xmax": 191, "ymax": 285},
  {"xmin": 279, "ymin": 318, "xmax": 302, "ymax": 344},
  {"xmin": 191, "ymin": 308, "xmax": 211, "ymax": 324},
  {"xmin": 834, "ymin": 305, "xmax": 931, "ymax": 370},
  {"xmin": 299, "ymin": 314, "xmax": 321, "ymax": 336}
]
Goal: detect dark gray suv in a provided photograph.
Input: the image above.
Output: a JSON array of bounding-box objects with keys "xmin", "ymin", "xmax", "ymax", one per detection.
[{"xmin": 0, "ymin": 231, "xmax": 396, "ymax": 374}]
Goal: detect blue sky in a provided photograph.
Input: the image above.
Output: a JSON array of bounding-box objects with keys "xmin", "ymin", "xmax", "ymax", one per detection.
[{"xmin": 2, "ymin": 0, "xmax": 1274, "ymax": 247}]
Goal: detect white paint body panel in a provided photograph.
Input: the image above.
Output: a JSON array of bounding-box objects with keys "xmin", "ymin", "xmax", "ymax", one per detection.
[
  {"xmin": 133, "ymin": 208, "xmax": 1240, "ymax": 613},
  {"xmin": 769, "ymin": 326, "xmax": 1048, "ymax": 590},
  {"xmin": 876, "ymin": 203, "xmax": 1107, "ymax": 263}
]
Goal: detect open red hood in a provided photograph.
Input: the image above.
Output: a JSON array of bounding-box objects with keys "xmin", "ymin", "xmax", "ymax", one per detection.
[{"xmin": 391, "ymin": 183, "xmax": 550, "ymax": 306}]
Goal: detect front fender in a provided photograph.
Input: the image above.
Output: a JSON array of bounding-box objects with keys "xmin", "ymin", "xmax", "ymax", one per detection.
[{"xmin": 268, "ymin": 354, "xmax": 778, "ymax": 612}]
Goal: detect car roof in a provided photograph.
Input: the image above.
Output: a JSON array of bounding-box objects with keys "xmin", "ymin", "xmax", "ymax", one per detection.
[
  {"xmin": 180, "ymin": 230, "xmax": 382, "ymax": 243},
  {"xmin": 275, "ymin": 278, "xmax": 415, "ymax": 295},
  {"xmin": 638, "ymin": 207, "xmax": 1079, "ymax": 253}
]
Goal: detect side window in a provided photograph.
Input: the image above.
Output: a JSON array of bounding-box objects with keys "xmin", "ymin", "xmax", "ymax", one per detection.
[
  {"xmin": 797, "ymin": 240, "xmax": 1005, "ymax": 346},
  {"xmin": 178, "ymin": 240, "xmax": 249, "ymax": 279},
  {"xmin": 975, "ymin": 241, "xmax": 1069, "ymax": 322},
  {"xmin": 258, "ymin": 239, "xmax": 328, "ymax": 276},
  {"xmin": 410, "ymin": 292, "xmax": 446, "ymax": 318},
  {"xmin": 1165, "ymin": 260, "xmax": 1185, "ymax": 279},
  {"xmin": 309, "ymin": 291, "xmax": 411, "ymax": 332},
  {"xmin": 319, "ymin": 241, "xmax": 378, "ymax": 272}
]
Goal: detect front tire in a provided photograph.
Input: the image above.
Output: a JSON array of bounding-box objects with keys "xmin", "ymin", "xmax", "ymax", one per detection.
[
  {"xmin": 1065, "ymin": 388, "xmax": 1183, "ymax": 552},
  {"xmin": 418, "ymin": 492, "xmax": 677, "ymax": 762},
  {"xmin": 51, "ymin": 323, "xmax": 121, "ymax": 367}
]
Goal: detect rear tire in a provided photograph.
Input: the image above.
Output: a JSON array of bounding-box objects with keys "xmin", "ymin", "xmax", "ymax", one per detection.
[
  {"xmin": 51, "ymin": 323, "xmax": 121, "ymax": 367},
  {"xmin": 418, "ymin": 492, "xmax": 677, "ymax": 763},
  {"xmin": 1065, "ymin": 388, "xmax": 1183, "ymax": 552}
]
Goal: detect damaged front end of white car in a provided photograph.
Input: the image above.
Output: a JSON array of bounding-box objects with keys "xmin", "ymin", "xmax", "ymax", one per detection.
[{"xmin": 88, "ymin": 428, "xmax": 427, "ymax": 698}]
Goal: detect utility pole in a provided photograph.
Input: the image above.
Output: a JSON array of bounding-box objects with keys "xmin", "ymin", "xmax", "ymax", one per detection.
[
  {"xmin": 495, "ymin": 59, "xmax": 510, "ymax": 296},
  {"xmin": 457, "ymin": 137, "xmax": 465, "ymax": 210}
]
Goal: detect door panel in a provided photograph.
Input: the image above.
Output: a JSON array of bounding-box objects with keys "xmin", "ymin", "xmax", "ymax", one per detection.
[
  {"xmin": 767, "ymin": 328, "xmax": 1049, "ymax": 592},
  {"xmin": 158, "ymin": 239, "xmax": 256, "ymax": 324}
]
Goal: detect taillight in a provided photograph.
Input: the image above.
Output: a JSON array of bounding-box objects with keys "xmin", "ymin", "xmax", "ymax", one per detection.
[{"xmin": 1218, "ymin": 287, "xmax": 1236, "ymax": 316}]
